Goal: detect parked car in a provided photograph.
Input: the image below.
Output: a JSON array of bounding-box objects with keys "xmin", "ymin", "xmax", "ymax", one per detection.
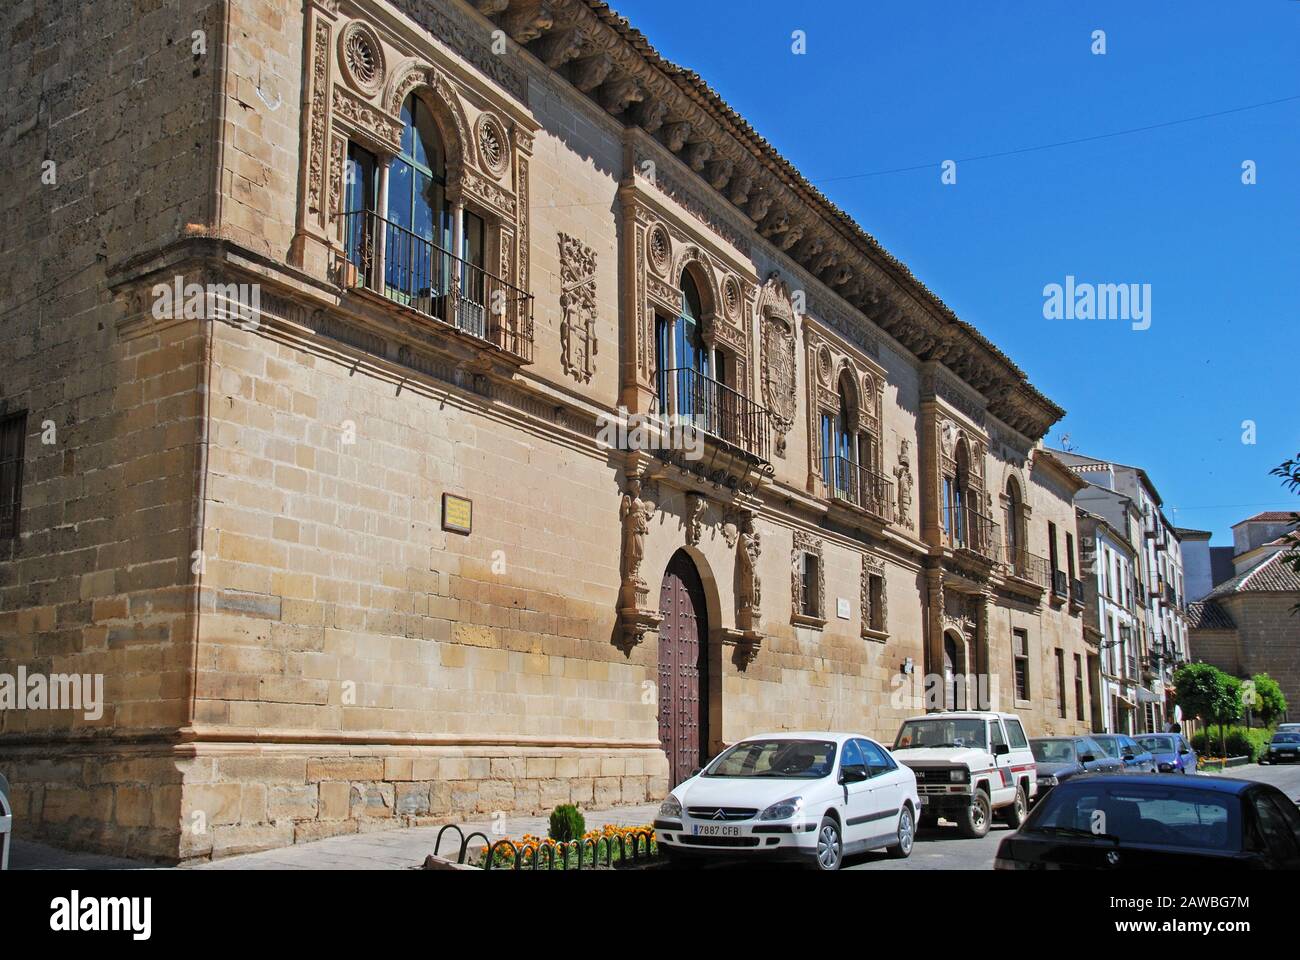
[
  {"xmin": 995, "ymin": 774, "xmax": 1300, "ymax": 869},
  {"xmin": 1092, "ymin": 733, "xmax": 1157, "ymax": 773},
  {"xmin": 1261, "ymin": 731, "xmax": 1300, "ymax": 764},
  {"xmin": 1134, "ymin": 733, "xmax": 1197, "ymax": 773},
  {"xmin": 891, "ymin": 711, "xmax": 1036, "ymax": 838},
  {"xmin": 654, "ymin": 732, "xmax": 920, "ymax": 871},
  {"xmin": 1277, "ymin": 723, "xmax": 1300, "ymax": 734},
  {"xmin": 1031, "ymin": 736, "xmax": 1124, "ymax": 800}
]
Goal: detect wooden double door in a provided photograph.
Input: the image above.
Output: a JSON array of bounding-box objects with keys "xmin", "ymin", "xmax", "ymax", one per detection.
[{"xmin": 657, "ymin": 550, "xmax": 709, "ymax": 787}]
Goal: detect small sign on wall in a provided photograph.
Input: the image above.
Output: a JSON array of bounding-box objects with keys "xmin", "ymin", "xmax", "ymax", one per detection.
[
  {"xmin": 442, "ymin": 493, "xmax": 473, "ymax": 534},
  {"xmin": 836, "ymin": 597, "xmax": 851, "ymax": 620}
]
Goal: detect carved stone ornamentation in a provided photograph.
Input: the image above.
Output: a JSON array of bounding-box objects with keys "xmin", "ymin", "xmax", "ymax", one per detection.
[
  {"xmin": 862, "ymin": 554, "xmax": 888, "ymax": 638},
  {"xmin": 791, "ymin": 530, "xmax": 825, "ymax": 625},
  {"xmin": 895, "ymin": 439, "xmax": 915, "ymax": 530},
  {"xmin": 737, "ymin": 514, "xmax": 762, "ymax": 631},
  {"xmin": 558, "ymin": 232, "xmax": 598, "ymax": 383},
  {"xmin": 758, "ymin": 275, "xmax": 797, "ymax": 457},
  {"xmin": 617, "ymin": 478, "xmax": 661, "ymax": 652},
  {"xmin": 338, "ymin": 20, "xmax": 386, "ymax": 96},
  {"xmin": 475, "ymin": 112, "xmax": 510, "ymax": 179}
]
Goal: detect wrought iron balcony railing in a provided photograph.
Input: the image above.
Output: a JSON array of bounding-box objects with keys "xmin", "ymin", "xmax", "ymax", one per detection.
[
  {"xmin": 337, "ymin": 209, "xmax": 534, "ymax": 363},
  {"xmin": 1051, "ymin": 569, "xmax": 1069, "ymax": 599},
  {"xmin": 1070, "ymin": 577, "xmax": 1087, "ymax": 606},
  {"xmin": 824, "ymin": 456, "xmax": 894, "ymax": 523},
  {"xmin": 654, "ymin": 366, "xmax": 771, "ymax": 463},
  {"xmin": 944, "ymin": 504, "xmax": 999, "ymax": 562},
  {"xmin": 1001, "ymin": 545, "xmax": 1050, "ymax": 587}
]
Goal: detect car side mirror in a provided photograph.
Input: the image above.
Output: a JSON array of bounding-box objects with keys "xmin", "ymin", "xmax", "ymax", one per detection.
[
  {"xmin": 840, "ymin": 765, "xmax": 868, "ymax": 784},
  {"xmin": 1178, "ymin": 748, "xmax": 1190, "ymax": 755},
  {"xmin": 994, "ymin": 743, "xmax": 1010, "ymax": 756},
  {"xmin": 1080, "ymin": 754, "xmax": 1095, "ymax": 764}
]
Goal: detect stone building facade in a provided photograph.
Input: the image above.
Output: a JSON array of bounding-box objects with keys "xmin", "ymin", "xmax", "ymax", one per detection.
[
  {"xmin": 1187, "ymin": 513, "xmax": 1300, "ymax": 721},
  {"xmin": 0, "ymin": 0, "xmax": 1089, "ymax": 862}
]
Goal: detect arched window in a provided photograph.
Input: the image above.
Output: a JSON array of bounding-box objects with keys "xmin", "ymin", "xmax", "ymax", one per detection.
[
  {"xmin": 943, "ymin": 440, "xmax": 970, "ymax": 545},
  {"xmin": 1005, "ymin": 477, "xmax": 1022, "ymax": 560},
  {"xmin": 384, "ymin": 95, "xmax": 452, "ymax": 304},
  {"xmin": 656, "ymin": 269, "xmax": 715, "ymax": 421}
]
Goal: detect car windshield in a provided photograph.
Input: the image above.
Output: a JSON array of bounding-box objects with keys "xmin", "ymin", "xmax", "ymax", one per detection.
[
  {"xmin": 1027, "ymin": 783, "xmax": 1239, "ymax": 851},
  {"xmin": 1272, "ymin": 733, "xmax": 1300, "ymax": 744},
  {"xmin": 1031, "ymin": 740, "xmax": 1077, "ymax": 764},
  {"xmin": 1093, "ymin": 737, "xmax": 1121, "ymax": 758},
  {"xmin": 703, "ymin": 739, "xmax": 837, "ymax": 779},
  {"xmin": 894, "ymin": 719, "xmax": 987, "ymax": 750},
  {"xmin": 1136, "ymin": 736, "xmax": 1175, "ymax": 754}
]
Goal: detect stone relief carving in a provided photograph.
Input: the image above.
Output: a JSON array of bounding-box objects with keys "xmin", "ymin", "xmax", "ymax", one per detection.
[
  {"xmin": 617, "ymin": 478, "xmax": 661, "ymax": 651},
  {"xmin": 685, "ymin": 493, "xmax": 706, "ymax": 546},
  {"xmin": 737, "ymin": 514, "xmax": 762, "ymax": 630},
  {"xmin": 758, "ymin": 275, "xmax": 797, "ymax": 458},
  {"xmin": 558, "ymin": 232, "xmax": 598, "ymax": 383},
  {"xmin": 475, "ymin": 112, "xmax": 510, "ymax": 179},
  {"xmin": 307, "ymin": 20, "xmax": 330, "ymax": 224},
  {"xmin": 339, "ymin": 20, "xmax": 386, "ymax": 96},
  {"xmin": 894, "ymin": 439, "xmax": 915, "ymax": 530}
]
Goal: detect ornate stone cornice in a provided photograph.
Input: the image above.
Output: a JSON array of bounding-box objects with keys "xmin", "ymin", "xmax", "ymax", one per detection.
[{"xmin": 477, "ymin": 0, "xmax": 1064, "ymax": 439}]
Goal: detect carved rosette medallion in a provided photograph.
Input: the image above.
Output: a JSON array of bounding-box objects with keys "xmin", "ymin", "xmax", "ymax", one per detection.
[
  {"xmin": 558, "ymin": 232, "xmax": 598, "ymax": 383},
  {"xmin": 475, "ymin": 112, "xmax": 510, "ymax": 179},
  {"xmin": 647, "ymin": 222, "xmax": 671, "ymax": 276},
  {"xmin": 338, "ymin": 21, "xmax": 386, "ymax": 96}
]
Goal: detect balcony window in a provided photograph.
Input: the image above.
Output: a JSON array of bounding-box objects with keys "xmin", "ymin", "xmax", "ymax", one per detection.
[
  {"xmin": 337, "ymin": 93, "xmax": 533, "ymax": 362},
  {"xmin": 654, "ymin": 270, "xmax": 769, "ymax": 461},
  {"xmin": 1013, "ymin": 628, "xmax": 1030, "ymax": 701}
]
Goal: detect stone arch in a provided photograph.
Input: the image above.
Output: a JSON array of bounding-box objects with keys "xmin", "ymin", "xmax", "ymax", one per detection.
[
  {"xmin": 383, "ymin": 60, "xmax": 474, "ymax": 180},
  {"xmin": 836, "ymin": 362, "xmax": 862, "ymax": 432},
  {"xmin": 674, "ymin": 248, "xmax": 721, "ymax": 332}
]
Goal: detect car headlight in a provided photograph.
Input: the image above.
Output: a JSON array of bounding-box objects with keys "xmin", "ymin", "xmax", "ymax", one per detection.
[
  {"xmin": 1158, "ymin": 762, "xmax": 1173, "ymax": 772},
  {"xmin": 949, "ymin": 768, "xmax": 970, "ymax": 782},
  {"xmin": 658, "ymin": 795, "xmax": 682, "ymax": 819},
  {"xmin": 759, "ymin": 797, "xmax": 804, "ymax": 820},
  {"xmin": 1039, "ymin": 775, "xmax": 1058, "ymax": 786}
]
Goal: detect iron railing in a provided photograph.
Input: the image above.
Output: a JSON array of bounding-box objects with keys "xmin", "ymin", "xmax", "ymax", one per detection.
[
  {"xmin": 945, "ymin": 504, "xmax": 999, "ymax": 561},
  {"xmin": 655, "ymin": 366, "xmax": 771, "ymax": 463},
  {"xmin": 1070, "ymin": 577, "xmax": 1087, "ymax": 605},
  {"xmin": 337, "ymin": 209, "xmax": 534, "ymax": 363},
  {"xmin": 1001, "ymin": 545, "xmax": 1050, "ymax": 587},
  {"xmin": 1051, "ymin": 569, "xmax": 1069, "ymax": 599},
  {"xmin": 824, "ymin": 456, "xmax": 894, "ymax": 522}
]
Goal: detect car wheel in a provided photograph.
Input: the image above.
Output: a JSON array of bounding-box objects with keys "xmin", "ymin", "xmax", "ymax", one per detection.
[
  {"xmin": 1002, "ymin": 786, "xmax": 1028, "ymax": 829},
  {"xmin": 887, "ymin": 805, "xmax": 915, "ymax": 859},
  {"xmin": 814, "ymin": 816, "xmax": 843, "ymax": 871},
  {"xmin": 957, "ymin": 791, "xmax": 992, "ymax": 839}
]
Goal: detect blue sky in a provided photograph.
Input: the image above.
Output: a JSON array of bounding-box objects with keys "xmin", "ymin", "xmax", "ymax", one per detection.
[{"xmin": 611, "ymin": 0, "xmax": 1300, "ymax": 544}]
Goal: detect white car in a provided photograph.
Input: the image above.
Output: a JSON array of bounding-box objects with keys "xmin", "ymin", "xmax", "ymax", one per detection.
[{"xmin": 654, "ymin": 732, "xmax": 920, "ymax": 870}]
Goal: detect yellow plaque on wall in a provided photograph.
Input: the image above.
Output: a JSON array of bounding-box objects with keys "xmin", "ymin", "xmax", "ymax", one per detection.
[{"xmin": 442, "ymin": 493, "xmax": 472, "ymax": 534}]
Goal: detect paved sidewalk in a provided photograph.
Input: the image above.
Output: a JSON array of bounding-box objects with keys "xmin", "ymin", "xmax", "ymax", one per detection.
[{"xmin": 10, "ymin": 802, "xmax": 661, "ymax": 871}]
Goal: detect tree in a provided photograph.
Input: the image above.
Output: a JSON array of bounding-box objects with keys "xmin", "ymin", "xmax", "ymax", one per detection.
[
  {"xmin": 1248, "ymin": 673, "xmax": 1288, "ymax": 727},
  {"xmin": 1173, "ymin": 662, "xmax": 1242, "ymax": 758},
  {"xmin": 1269, "ymin": 453, "xmax": 1300, "ymax": 614}
]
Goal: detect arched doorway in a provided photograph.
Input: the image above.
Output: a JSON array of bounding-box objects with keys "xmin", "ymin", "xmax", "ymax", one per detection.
[{"xmin": 658, "ymin": 550, "xmax": 709, "ymax": 786}]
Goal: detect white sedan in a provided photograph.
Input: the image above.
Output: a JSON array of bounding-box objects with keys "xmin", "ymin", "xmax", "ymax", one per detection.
[{"xmin": 654, "ymin": 732, "xmax": 919, "ymax": 870}]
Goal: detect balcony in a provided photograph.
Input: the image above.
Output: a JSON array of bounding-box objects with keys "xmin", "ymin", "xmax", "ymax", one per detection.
[
  {"xmin": 337, "ymin": 210, "xmax": 534, "ymax": 364},
  {"xmin": 824, "ymin": 455, "xmax": 894, "ymax": 523},
  {"xmin": 1001, "ymin": 545, "xmax": 1050, "ymax": 588},
  {"xmin": 1051, "ymin": 569, "xmax": 1069, "ymax": 600},
  {"xmin": 655, "ymin": 366, "xmax": 771, "ymax": 464},
  {"xmin": 1070, "ymin": 577, "xmax": 1087, "ymax": 606},
  {"xmin": 944, "ymin": 505, "xmax": 999, "ymax": 563}
]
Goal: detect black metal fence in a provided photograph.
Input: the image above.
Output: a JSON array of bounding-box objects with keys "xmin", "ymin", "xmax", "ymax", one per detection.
[
  {"xmin": 337, "ymin": 209, "xmax": 534, "ymax": 363},
  {"xmin": 655, "ymin": 366, "xmax": 771, "ymax": 463}
]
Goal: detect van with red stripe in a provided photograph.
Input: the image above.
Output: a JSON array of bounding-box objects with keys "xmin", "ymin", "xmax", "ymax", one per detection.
[{"xmin": 890, "ymin": 711, "xmax": 1037, "ymax": 838}]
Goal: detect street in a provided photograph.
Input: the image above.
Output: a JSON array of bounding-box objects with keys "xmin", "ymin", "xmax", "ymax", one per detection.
[{"xmin": 842, "ymin": 762, "xmax": 1300, "ymax": 871}]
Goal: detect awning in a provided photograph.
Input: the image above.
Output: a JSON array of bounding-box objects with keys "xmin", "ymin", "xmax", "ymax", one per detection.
[{"xmin": 1136, "ymin": 687, "xmax": 1163, "ymax": 704}]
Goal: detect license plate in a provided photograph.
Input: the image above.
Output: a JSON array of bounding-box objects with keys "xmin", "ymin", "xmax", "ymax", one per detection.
[
  {"xmin": 692, "ymin": 824, "xmax": 741, "ymax": 837},
  {"xmin": 917, "ymin": 796, "xmax": 928, "ymax": 806}
]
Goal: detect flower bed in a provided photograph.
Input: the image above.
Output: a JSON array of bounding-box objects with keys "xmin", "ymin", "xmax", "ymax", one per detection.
[{"xmin": 477, "ymin": 823, "xmax": 658, "ymax": 870}]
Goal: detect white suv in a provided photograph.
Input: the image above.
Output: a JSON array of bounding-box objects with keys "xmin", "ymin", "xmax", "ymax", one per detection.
[{"xmin": 890, "ymin": 711, "xmax": 1037, "ymax": 838}]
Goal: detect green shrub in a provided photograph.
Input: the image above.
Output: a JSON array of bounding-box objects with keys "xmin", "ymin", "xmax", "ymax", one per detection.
[
  {"xmin": 547, "ymin": 804, "xmax": 586, "ymax": 842},
  {"xmin": 1191, "ymin": 726, "xmax": 1272, "ymax": 762}
]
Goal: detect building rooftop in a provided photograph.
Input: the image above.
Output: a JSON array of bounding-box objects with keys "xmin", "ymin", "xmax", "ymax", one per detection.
[
  {"xmin": 1187, "ymin": 600, "xmax": 1235, "ymax": 630},
  {"xmin": 1203, "ymin": 549, "xmax": 1300, "ymax": 600}
]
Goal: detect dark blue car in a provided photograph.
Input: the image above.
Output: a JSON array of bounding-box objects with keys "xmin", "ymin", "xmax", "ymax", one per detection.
[
  {"xmin": 1135, "ymin": 733, "xmax": 1196, "ymax": 774},
  {"xmin": 1262, "ymin": 732, "xmax": 1300, "ymax": 764}
]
